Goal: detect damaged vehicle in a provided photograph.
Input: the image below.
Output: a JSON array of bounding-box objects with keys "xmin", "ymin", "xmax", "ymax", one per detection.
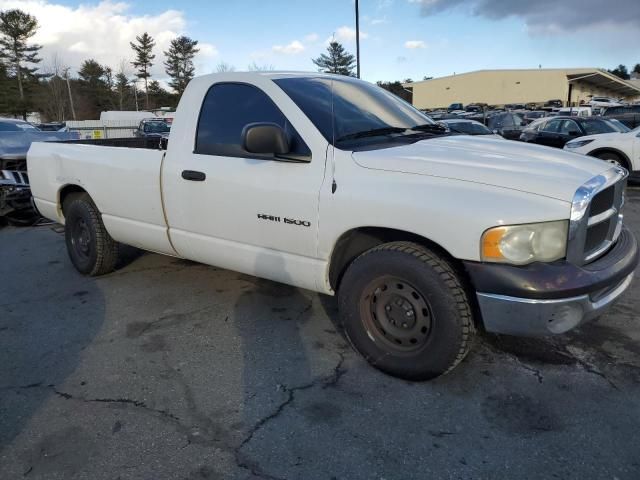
[{"xmin": 0, "ymin": 118, "xmax": 77, "ymax": 225}]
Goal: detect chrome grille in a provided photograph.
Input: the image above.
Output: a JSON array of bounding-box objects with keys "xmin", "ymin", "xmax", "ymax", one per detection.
[
  {"xmin": 567, "ymin": 167, "xmax": 627, "ymax": 266},
  {"xmin": 0, "ymin": 169, "xmax": 29, "ymax": 186}
]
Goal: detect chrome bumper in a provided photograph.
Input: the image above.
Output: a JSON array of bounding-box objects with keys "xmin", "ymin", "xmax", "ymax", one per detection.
[{"xmin": 477, "ymin": 273, "xmax": 634, "ymax": 336}]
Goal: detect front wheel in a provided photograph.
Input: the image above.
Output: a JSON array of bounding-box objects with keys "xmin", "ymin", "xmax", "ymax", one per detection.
[
  {"xmin": 63, "ymin": 193, "xmax": 119, "ymax": 276},
  {"xmin": 338, "ymin": 242, "xmax": 475, "ymax": 380}
]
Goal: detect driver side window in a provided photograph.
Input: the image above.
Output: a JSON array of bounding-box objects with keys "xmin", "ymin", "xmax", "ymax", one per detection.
[{"xmin": 195, "ymin": 82, "xmax": 310, "ymax": 158}]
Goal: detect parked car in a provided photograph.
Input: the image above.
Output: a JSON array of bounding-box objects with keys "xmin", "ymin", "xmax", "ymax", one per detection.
[
  {"xmin": 447, "ymin": 102, "xmax": 464, "ymax": 112},
  {"xmin": 521, "ymin": 110, "xmax": 548, "ymax": 125},
  {"xmin": 135, "ymin": 118, "xmax": 172, "ymax": 139},
  {"xmin": 600, "ymin": 105, "xmax": 640, "ymax": 129},
  {"xmin": 557, "ymin": 107, "xmax": 592, "ymax": 117},
  {"xmin": 564, "ymin": 126, "xmax": 640, "ymax": 181},
  {"xmin": 439, "ymin": 119, "xmax": 502, "ymax": 138},
  {"xmin": 465, "ymin": 104, "xmax": 486, "ymax": 113},
  {"xmin": 36, "ymin": 122, "xmax": 68, "ymax": 132},
  {"xmin": 520, "ymin": 116, "xmax": 628, "ymax": 148},
  {"xmin": 0, "ymin": 118, "xmax": 77, "ymax": 224},
  {"xmin": 505, "ymin": 103, "xmax": 526, "ymax": 110},
  {"xmin": 485, "ymin": 112, "xmax": 525, "ymax": 140},
  {"xmin": 28, "ymin": 72, "xmax": 638, "ymax": 380},
  {"xmin": 544, "ymin": 99, "xmax": 563, "ymax": 109}
]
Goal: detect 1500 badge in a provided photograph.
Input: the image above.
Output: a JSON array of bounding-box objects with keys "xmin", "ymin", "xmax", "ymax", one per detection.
[{"xmin": 257, "ymin": 214, "xmax": 311, "ymax": 227}]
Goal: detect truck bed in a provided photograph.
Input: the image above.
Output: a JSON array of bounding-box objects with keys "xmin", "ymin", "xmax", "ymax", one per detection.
[{"xmin": 28, "ymin": 141, "xmax": 173, "ymax": 254}]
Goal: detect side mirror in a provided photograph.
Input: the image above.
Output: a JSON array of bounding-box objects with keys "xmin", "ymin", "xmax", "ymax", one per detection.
[{"xmin": 242, "ymin": 122, "xmax": 290, "ymax": 156}]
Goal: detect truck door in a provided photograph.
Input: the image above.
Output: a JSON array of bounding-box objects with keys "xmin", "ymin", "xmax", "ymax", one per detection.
[{"xmin": 162, "ymin": 81, "xmax": 329, "ymax": 291}]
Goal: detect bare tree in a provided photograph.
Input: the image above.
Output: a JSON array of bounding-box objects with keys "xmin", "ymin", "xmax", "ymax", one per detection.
[
  {"xmin": 39, "ymin": 54, "xmax": 69, "ymax": 121},
  {"xmin": 247, "ymin": 61, "xmax": 275, "ymax": 71},
  {"xmin": 215, "ymin": 61, "xmax": 235, "ymax": 73}
]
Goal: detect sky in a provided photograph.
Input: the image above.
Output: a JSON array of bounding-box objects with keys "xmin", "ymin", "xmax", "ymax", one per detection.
[{"xmin": 0, "ymin": 0, "xmax": 639, "ymax": 86}]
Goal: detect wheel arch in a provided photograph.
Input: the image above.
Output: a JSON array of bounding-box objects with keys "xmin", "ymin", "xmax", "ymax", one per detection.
[
  {"xmin": 328, "ymin": 227, "xmax": 464, "ymax": 291},
  {"xmin": 587, "ymin": 148, "xmax": 632, "ymax": 170},
  {"xmin": 58, "ymin": 184, "xmax": 89, "ymax": 220}
]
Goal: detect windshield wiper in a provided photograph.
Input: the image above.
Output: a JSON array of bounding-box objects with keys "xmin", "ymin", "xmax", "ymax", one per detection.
[
  {"xmin": 410, "ymin": 123, "xmax": 448, "ymax": 133},
  {"xmin": 336, "ymin": 126, "xmax": 409, "ymax": 142}
]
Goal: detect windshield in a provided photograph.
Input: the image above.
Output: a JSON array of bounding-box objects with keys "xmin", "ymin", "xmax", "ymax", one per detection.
[
  {"xmin": 274, "ymin": 76, "xmax": 435, "ymax": 146},
  {"xmin": 581, "ymin": 119, "xmax": 621, "ymax": 135},
  {"xmin": 607, "ymin": 119, "xmax": 631, "ymax": 133},
  {"xmin": 445, "ymin": 121, "xmax": 492, "ymax": 135},
  {"xmin": 143, "ymin": 121, "xmax": 171, "ymax": 133}
]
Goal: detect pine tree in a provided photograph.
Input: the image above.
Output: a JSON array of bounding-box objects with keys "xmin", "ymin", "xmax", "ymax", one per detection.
[
  {"xmin": 312, "ymin": 41, "xmax": 356, "ymax": 76},
  {"xmin": 0, "ymin": 9, "xmax": 43, "ymax": 118},
  {"xmin": 115, "ymin": 72, "xmax": 130, "ymax": 110},
  {"xmin": 130, "ymin": 32, "xmax": 155, "ymax": 109},
  {"xmin": 164, "ymin": 35, "xmax": 199, "ymax": 96}
]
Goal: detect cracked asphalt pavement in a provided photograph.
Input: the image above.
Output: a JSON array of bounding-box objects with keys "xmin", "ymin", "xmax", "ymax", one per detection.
[{"xmin": 1, "ymin": 187, "xmax": 640, "ymax": 480}]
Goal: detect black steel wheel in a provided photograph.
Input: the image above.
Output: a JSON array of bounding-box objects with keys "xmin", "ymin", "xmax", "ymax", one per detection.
[
  {"xmin": 338, "ymin": 242, "xmax": 475, "ymax": 380},
  {"xmin": 63, "ymin": 193, "xmax": 119, "ymax": 276},
  {"xmin": 361, "ymin": 276, "xmax": 433, "ymax": 354}
]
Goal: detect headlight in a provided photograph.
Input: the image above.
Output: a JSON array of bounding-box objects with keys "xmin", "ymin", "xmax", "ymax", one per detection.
[
  {"xmin": 565, "ymin": 139, "xmax": 594, "ymax": 149},
  {"xmin": 481, "ymin": 220, "xmax": 568, "ymax": 265}
]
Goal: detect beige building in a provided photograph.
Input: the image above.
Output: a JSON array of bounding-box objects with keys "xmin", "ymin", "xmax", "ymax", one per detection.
[{"xmin": 405, "ymin": 68, "xmax": 640, "ymax": 110}]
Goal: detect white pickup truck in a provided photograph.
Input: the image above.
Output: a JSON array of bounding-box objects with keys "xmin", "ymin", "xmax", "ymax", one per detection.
[{"xmin": 28, "ymin": 72, "xmax": 638, "ymax": 380}]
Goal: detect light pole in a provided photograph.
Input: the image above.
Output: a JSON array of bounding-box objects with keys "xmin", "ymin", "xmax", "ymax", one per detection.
[{"xmin": 355, "ymin": 0, "xmax": 361, "ymax": 78}]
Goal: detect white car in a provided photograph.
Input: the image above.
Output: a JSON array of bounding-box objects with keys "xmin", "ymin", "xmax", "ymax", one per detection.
[
  {"xmin": 564, "ymin": 126, "xmax": 640, "ymax": 180},
  {"xmin": 27, "ymin": 72, "xmax": 638, "ymax": 380},
  {"xmin": 589, "ymin": 97, "xmax": 622, "ymax": 109}
]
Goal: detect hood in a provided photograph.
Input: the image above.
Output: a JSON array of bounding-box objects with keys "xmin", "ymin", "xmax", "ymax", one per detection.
[
  {"xmin": 0, "ymin": 131, "xmax": 79, "ymax": 159},
  {"xmin": 352, "ymin": 136, "xmax": 611, "ymax": 202}
]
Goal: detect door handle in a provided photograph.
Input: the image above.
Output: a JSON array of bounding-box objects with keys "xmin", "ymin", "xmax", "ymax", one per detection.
[{"xmin": 182, "ymin": 170, "xmax": 206, "ymax": 181}]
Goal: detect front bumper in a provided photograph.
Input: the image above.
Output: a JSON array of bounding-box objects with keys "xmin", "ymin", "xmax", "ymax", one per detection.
[{"xmin": 464, "ymin": 227, "xmax": 638, "ymax": 336}]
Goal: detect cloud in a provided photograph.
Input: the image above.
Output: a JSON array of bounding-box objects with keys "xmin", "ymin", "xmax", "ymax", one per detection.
[
  {"xmin": 0, "ymin": 0, "xmax": 218, "ymax": 79},
  {"xmin": 404, "ymin": 40, "xmax": 426, "ymax": 49},
  {"xmin": 272, "ymin": 40, "xmax": 305, "ymax": 55},
  {"xmin": 304, "ymin": 33, "xmax": 319, "ymax": 42},
  {"xmin": 410, "ymin": 0, "xmax": 640, "ymax": 33},
  {"xmin": 370, "ymin": 17, "xmax": 389, "ymax": 25},
  {"xmin": 327, "ymin": 26, "xmax": 369, "ymax": 44}
]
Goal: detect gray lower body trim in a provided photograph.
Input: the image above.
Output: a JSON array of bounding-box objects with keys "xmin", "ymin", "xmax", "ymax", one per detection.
[{"xmin": 476, "ymin": 273, "xmax": 634, "ymax": 336}]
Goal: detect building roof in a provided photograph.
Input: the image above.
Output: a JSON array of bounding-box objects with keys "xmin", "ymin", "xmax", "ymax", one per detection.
[{"xmin": 404, "ymin": 68, "xmax": 640, "ymax": 98}]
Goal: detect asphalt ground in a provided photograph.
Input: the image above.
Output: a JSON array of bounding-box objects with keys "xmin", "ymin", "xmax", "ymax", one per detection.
[{"xmin": 1, "ymin": 187, "xmax": 639, "ymax": 480}]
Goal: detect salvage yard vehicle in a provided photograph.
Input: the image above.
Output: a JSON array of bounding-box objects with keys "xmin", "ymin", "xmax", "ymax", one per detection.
[
  {"xmin": 520, "ymin": 116, "xmax": 629, "ymax": 148},
  {"xmin": 485, "ymin": 112, "xmax": 525, "ymax": 140},
  {"xmin": 601, "ymin": 105, "xmax": 640, "ymax": 129},
  {"xmin": 28, "ymin": 72, "xmax": 638, "ymax": 380},
  {"xmin": 0, "ymin": 118, "xmax": 77, "ymax": 224},
  {"xmin": 134, "ymin": 118, "xmax": 172, "ymax": 139},
  {"xmin": 564, "ymin": 126, "xmax": 640, "ymax": 181},
  {"xmin": 439, "ymin": 119, "xmax": 502, "ymax": 138}
]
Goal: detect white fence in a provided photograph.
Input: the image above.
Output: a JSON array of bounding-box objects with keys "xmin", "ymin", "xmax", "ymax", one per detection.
[{"xmin": 66, "ymin": 120, "xmax": 139, "ymax": 140}]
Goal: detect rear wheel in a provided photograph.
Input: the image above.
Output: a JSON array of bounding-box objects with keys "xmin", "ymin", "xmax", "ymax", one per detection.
[
  {"xmin": 63, "ymin": 193, "xmax": 118, "ymax": 276},
  {"xmin": 338, "ymin": 242, "xmax": 475, "ymax": 380}
]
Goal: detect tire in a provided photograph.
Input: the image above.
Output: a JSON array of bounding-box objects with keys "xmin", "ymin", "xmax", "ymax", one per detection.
[
  {"xmin": 594, "ymin": 151, "xmax": 628, "ymax": 170},
  {"xmin": 338, "ymin": 241, "xmax": 475, "ymax": 381},
  {"xmin": 63, "ymin": 193, "xmax": 118, "ymax": 276}
]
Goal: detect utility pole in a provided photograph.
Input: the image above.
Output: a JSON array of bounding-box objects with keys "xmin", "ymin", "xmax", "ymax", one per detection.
[
  {"xmin": 355, "ymin": 0, "xmax": 361, "ymax": 78},
  {"xmin": 63, "ymin": 68, "xmax": 76, "ymax": 121}
]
